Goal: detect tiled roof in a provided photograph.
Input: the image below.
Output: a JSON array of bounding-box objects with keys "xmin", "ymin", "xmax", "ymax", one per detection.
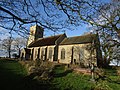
[
  {"xmin": 28, "ymin": 34, "xmax": 64, "ymax": 47},
  {"xmin": 60, "ymin": 34, "xmax": 97, "ymax": 45}
]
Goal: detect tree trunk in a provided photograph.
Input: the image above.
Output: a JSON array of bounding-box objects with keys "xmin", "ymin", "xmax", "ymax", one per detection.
[
  {"xmin": 18, "ymin": 48, "xmax": 21, "ymax": 57},
  {"xmin": 103, "ymin": 57, "xmax": 109, "ymax": 68},
  {"xmin": 8, "ymin": 46, "xmax": 11, "ymax": 58}
]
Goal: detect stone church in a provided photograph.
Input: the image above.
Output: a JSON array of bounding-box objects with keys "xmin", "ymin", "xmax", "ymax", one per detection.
[{"xmin": 20, "ymin": 25, "xmax": 102, "ymax": 67}]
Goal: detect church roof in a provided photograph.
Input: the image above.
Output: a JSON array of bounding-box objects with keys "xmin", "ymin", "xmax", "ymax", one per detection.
[
  {"xmin": 60, "ymin": 34, "xmax": 97, "ymax": 45},
  {"xmin": 28, "ymin": 34, "xmax": 65, "ymax": 47}
]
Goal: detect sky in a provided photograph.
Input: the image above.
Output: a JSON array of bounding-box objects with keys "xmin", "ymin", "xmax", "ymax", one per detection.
[
  {"xmin": 45, "ymin": 24, "xmax": 89, "ymax": 37},
  {"xmin": 0, "ymin": 0, "xmax": 111, "ymax": 40},
  {"xmin": 0, "ymin": 0, "xmax": 111, "ymax": 55},
  {"xmin": 0, "ymin": 13, "xmax": 89, "ymax": 39},
  {"xmin": 0, "ymin": 23, "xmax": 89, "ymax": 40}
]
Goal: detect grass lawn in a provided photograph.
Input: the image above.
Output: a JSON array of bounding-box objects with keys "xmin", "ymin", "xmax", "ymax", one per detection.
[
  {"xmin": 0, "ymin": 59, "xmax": 27, "ymax": 90},
  {"xmin": 51, "ymin": 65, "xmax": 120, "ymax": 90},
  {"xmin": 51, "ymin": 65, "xmax": 94, "ymax": 90},
  {"xmin": 0, "ymin": 59, "xmax": 53, "ymax": 90},
  {"xmin": 0, "ymin": 59, "xmax": 120, "ymax": 90}
]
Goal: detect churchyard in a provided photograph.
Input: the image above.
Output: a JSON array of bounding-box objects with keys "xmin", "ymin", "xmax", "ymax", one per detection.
[{"xmin": 0, "ymin": 58, "xmax": 120, "ymax": 90}]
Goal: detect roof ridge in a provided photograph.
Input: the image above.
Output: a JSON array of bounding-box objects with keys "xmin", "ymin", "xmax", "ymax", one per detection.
[
  {"xmin": 35, "ymin": 34, "xmax": 64, "ymax": 41},
  {"xmin": 67, "ymin": 34, "xmax": 96, "ymax": 39},
  {"xmin": 60, "ymin": 34, "xmax": 96, "ymax": 45},
  {"xmin": 43, "ymin": 33, "xmax": 64, "ymax": 39}
]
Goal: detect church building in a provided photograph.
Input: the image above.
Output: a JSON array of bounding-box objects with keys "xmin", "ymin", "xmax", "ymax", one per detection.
[{"xmin": 20, "ymin": 25, "xmax": 102, "ymax": 67}]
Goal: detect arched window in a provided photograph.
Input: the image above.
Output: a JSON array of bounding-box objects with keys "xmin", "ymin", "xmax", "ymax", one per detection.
[
  {"xmin": 61, "ymin": 48, "xmax": 65, "ymax": 59},
  {"xmin": 49, "ymin": 48, "xmax": 52, "ymax": 59},
  {"xmin": 41, "ymin": 48, "xmax": 44, "ymax": 60},
  {"xmin": 37, "ymin": 48, "xmax": 40, "ymax": 59},
  {"xmin": 35, "ymin": 50, "xmax": 37, "ymax": 59},
  {"xmin": 79, "ymin": 49, "xmax": 84, "ymax": 60}
]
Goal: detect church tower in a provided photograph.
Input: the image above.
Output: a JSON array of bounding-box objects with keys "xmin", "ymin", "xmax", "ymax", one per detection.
[{"xmin": 27, "ymin": 25, "xmax": 44, "ymax": 46}]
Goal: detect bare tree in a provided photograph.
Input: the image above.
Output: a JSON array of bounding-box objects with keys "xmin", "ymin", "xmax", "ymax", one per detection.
[
  {"xmin": 1, "ymin": 0, "xmax": 119, "ymax": 37},
  {"xmin": 2, "ymin": 36, "xmax": 13, "ymax": 58},
  {"xmin": 0, "ymin": 0, "xmax": 75, "ymax": 37},
  {"xmin": 55, "ymin": 0, "xmax": 120, "ymax": 36},
  {"xmin": 1, "ymin": 36, "xmax": 27, "ymax": 58},
  {"xmin": 99, "ymin": 29, "xmax": 120, "ymax": 67},
  {"xmin": 93, "ymin": 1, "xmax": 120, "ymax": 67},
  {"xmin": 12, "ymin": 37, "xmax": 27, "ymax": 57}
]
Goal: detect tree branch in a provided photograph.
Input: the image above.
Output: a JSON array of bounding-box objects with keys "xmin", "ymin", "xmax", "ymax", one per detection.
[{"xmin": 0, "ymin": 6, "xmax": 26, "ymax": 23}]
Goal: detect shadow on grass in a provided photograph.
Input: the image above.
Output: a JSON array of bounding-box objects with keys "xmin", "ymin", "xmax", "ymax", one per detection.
[
  {"xmin": 95, "ymin": 67, "xmax": 120, "ymax": 85},
  {"xmin": 0, "ymin": 60, "xmax": 54, "ymax": 90},
  {"xmin": 52, "ymin": 65, "xmax": 73, "ymax": 78},
  {"xmin": 104, "ymin": 67, "xmax": 118, "ymax": 76},
  {"xmin": 53, "ymin": 69, "xmax": 73, "ymax": 78},
  {"xmin": 0, "ymin": 60, "xmax": 25, "ymax": 90}
]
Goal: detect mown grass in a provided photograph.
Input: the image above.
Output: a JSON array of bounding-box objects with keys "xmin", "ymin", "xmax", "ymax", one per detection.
[
  {"xmin": 51, "ymin": 65, "xmax": 120, "ymax": 90},
  {"xmin": 103, "ymin": 68, "xmax": 120, "ymax": 90},
  {"xmin": 0, "ymin": 59, "xmax": 53, "ymax": 90},
  {"xmin": 52, "ymin": 73, "xmax": 94, "ymax": 90},
  {"xmin": 0, "ymin": 59, "xmax": 120, "ymax": 90},
  {"xmin": 0, "ymin": 60, "xmax": 27, "ymax": 90},
  {"xmin": 51, "ymin": 65, "xmax": 94, "ymax": 90}
]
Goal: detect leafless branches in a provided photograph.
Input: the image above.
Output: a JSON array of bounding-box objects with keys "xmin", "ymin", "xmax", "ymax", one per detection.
[
  {"xmin": 55, "ymin": 0, "xmax": 120, "ymax": 37},
  {"xmin": 0, "ymin": 0, "xmax": 71, "ymax": 37}
]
